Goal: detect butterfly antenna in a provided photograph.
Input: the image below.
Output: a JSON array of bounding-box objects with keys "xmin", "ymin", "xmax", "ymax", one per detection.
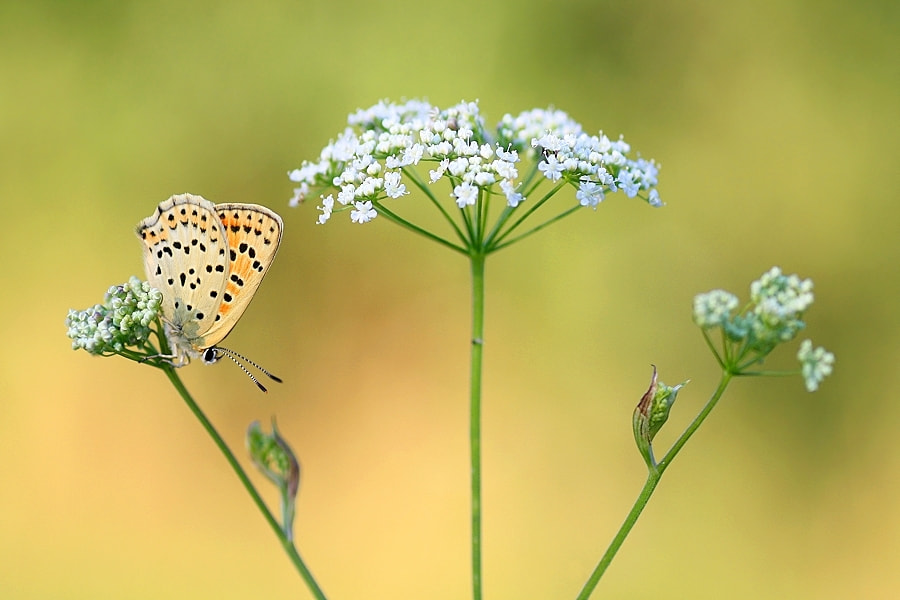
[
  {"xmin": 213, "ymin": 346, "xmax": 283, "ymax": 390},
  {"xmin": 218, "ymin": 351, "xmax": 268, "ymax": 392}
]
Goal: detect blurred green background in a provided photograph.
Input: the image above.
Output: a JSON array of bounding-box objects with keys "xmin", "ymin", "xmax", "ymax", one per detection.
[{"xmin": 1, "ymin": 0, "xmax": 897, "ymax": 598}]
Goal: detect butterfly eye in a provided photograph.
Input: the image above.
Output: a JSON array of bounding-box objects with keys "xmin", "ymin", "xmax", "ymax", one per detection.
[{"xmin": 202, "ymin": 348, "xmax": 220, "ymax": 364}]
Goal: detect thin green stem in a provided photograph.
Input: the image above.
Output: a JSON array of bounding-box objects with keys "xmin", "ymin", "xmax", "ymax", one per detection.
[
  {"xmin": 576, "ymin": 371, "xmax": 734, "ymax": 599},
  {"xmin": 487, "ymin": 181, "xmax": 566, "ymax": 249},
  {"xmin": 402, "ymin": 167, "xmax": 469, "ymax": 246},
  {"xmin": 701, "ymin": 329, "xmax": 726, "ymax": 370},
  {"xmin": 160, "ymin": 364, "xmax": 328, "ymax": 600},
  {"xmin": 737, "ymin": 369, "xmax": 797, "ymax": 378},
  {"xmin": 484, "ymin": 204, "xmax": 515, "ymax": 248},
  {"xmin": 658, "ymin": 371, "xmax": 732, "ymax": 471},
  {"xmin": 469, "ymin": 252, "xmax": 486, "ymax": 600},
  {"xmin": 488, "ymin": 204, "xmax": 582, "ymax": 252},
  {"xmin": 476, "ymin": 188, "xmax": 489, "ymax": 246},
  {"xmin": 374, "ymin": 202, "xmax": 468, "ymax": 255},
  {"xmin": 575, "ymin": 471, "xmax": 662, "ymax": 600}
]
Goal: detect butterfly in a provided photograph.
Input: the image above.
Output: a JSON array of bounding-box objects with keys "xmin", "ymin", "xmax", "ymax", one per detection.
[{"xmin": 136, "ymin": 193, "xmax": 284, "ymax": 391}]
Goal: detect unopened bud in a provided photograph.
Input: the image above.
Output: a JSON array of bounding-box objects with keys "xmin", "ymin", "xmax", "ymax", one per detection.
[
  {"xmin": 247, "ymin": 419, "xmax": 300, "ymax": 541},
  {"xmin": 633, "ymin": 366, "xmax": 688, "ymax": 469}
]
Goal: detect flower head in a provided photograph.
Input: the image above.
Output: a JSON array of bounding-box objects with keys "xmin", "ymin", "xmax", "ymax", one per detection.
[
  {"xmin": 288, "ymin": 99, "xmax": 662, "ymax": 235},
  {"xmin": 693, "ymin": 267, "xmax": 834, "ymax": 389},
  {"xmin": 66, "ymin": 277, "xmax": 162, "ymax": 356}
]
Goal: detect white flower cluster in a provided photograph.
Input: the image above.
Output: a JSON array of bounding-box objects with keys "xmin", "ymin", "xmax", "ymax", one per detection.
[
  {"xmin": 66, "ymin": 277, "xmax": 162, "ymax": 355},
  {"xmin": 693, "ymin": 289, "xmax": 740, "ymax": 328},
  {"xmin": 693, "ymin": 267, "xmax": 834, "ymax": 390},
  {"xmin": 796, "ymin": 339, "xmax": 835, "ymax": 392},
  {"xmin": 499, "ymin": 109, "xmax": 661, "ymax": 208},
  {"xmin": 694, "ymin": 267, "xmax": 816, "ymax": 352},
  {"xmin": 288, "ymin": 99, "xmax": 662, "ymax": 223},
  {"xmin": 750, "ymin": 267, "xmax": 814, "ymax": 345}
]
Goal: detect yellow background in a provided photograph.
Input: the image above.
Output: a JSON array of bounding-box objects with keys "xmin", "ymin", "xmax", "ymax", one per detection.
[{"xmin": 2, "ymin": 0, "xmax": 897, "ymax": 598}]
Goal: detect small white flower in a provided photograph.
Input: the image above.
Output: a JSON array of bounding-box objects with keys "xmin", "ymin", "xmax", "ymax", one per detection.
[
  {"xmin": 492, "ymin": 159, "xmax": 518, "ymax": 180},
  {"xmin": 454, "ymin": 182, "xmax": 478, "ymax": 207},
  {"xmin": 473, "ymin": 171, "xmax": 496, "ymax": 186},
  {"xmin": 495, "ymin": 146, "xmax": 518, "ymax": 162},
  {"xmin": 337, "ymin": 184, "xmax": 356, "ymax": 205},
  {"xmin": 429, "ymin": 140, "xmax": 453, "ymax": 157},
  {"xmin": 448, "ymin": 157, "xmax": 470, "ymax": 177},
  {"xmin": 403, "ymin": 144, "xmax": 424, "ymax": 165},
  {"xmin": 384, "ymin": 171, "xmax": 408, "ymax": 198},
  {"xmin": 317, "ymin": 195, "xmax": 335, "ymax": 224},
  {"xmin": 576, "ymin": 179, "xmax": 604, "ymax": 207},
  {"xmin": 617, "ymin": 170, "xmax": 640, "ymax": 198},
  {"xmin": 429, "ymin": 159, "xmax": 448, "ymax": 183},
  {"xmin": 648, "ymin": 189, "xmax": 663, "ymax": 207},
  {"xmin": 538, "ymin": 155, "xmax": 564, "ymax": 181},
  {"xmin": 357, "ymin": 177, "xmax": 382, "ymax": 197},
  {"xmin": 350, "ymin": 200, "xmax": 377, "ymax": 223},
  {"xmin": 330, "ymin": 129, "xmax": 359, "ymax": 162},
  {"xmin": 500, "ymin": 180, "xmax": 523, "ymax": 207},
  {"xmin": 535, "ymin": 132, "xmax": 565, "ymax": 152}
]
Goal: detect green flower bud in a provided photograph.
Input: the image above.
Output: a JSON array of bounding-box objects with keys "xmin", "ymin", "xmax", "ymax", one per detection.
[
  {"xmin": 633, "ymin": 366, "xmax": 688, "ymax": 469},
  {"xmin": 247, "ymin": 419, "xmax": 300, "ymax": 541}
]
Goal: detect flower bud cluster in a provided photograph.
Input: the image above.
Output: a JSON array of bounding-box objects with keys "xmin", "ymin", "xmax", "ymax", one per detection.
[
  {"xmin": 66, "ymin": 277, "xmax": 162, "ymax": 355},
  {"xmin": 693, "ymin": 267, "xmax": 834, "ymax": 390}
]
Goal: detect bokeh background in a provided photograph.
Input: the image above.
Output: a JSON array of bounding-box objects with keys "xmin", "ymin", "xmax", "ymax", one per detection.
[{"xmin": 2, "ymin": 0, "xmax": 897, "ymax": 598}]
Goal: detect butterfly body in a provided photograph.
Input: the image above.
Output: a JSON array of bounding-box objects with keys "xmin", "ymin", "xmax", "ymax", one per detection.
[{"xmin": 136, "ymin": 194, "xmax": 283, "ymax": 368}]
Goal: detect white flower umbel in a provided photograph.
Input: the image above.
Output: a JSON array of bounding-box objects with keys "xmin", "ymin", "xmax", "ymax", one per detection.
[
  {"xmin": 288, "ymin": 99, "xmax": 662, "ymax": 254},
  {"xmin": 693, "ymin": 267, "xmax": 834, "ymax": 391}
]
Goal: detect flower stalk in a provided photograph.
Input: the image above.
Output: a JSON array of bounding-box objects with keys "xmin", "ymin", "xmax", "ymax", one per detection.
[
  {"xmin": 288, "ymin": 98, "xmax": 663, "ymax": 599},
  {"xmin": 469, "ymin": 251, "xmax": 486, "ymax": 600},
  {"xmin": 66, "ymin": 281, "xmax": 327, "ymax": 599},
  {"xmin": 162, "ymin": 365, "xmax": 326, "ymax": 600}
]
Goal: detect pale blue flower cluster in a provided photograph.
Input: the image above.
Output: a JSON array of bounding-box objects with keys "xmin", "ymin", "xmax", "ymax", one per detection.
[
  {"xmin": 693, "ymin": 267, "xmax": 834, "ymax": 391},
  {"xmin": 288, "ymin": 99, "xmax": 662, "ymax": 223},
  {"xmin": 66, "ymin": 277, "xmax": 162, "ymax": 355}
]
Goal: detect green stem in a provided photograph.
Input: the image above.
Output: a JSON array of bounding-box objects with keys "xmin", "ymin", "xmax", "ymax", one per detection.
[
  {"xmin": 487, "ymin": 181, "xmax": 566, "ymax": 249},
  {"xmin": 374, "ymin": 202, "xmax": 468, "ymax": 255},
  {"xmin": 160, "ymin": 364, "xmax": 327, "ymax": 600},
  {"xmin": 576, "ymin": 371, "xmax": 733, "ymax": 599},
  {"xmin": 469, "ymin": 252, "xmax": 486, "ymax": 600},
  {"xmin": 488, "ymin": 204, "xmax": 582, "ymax": 252},
  {"xmin": 658, "ymin": 371, "xmax": 732, "ymax": 471},
  {"xmin": 402, "ymin": 167, "xmax": 470, "ymax": 246},
  {"xmin": 575, "ymin": 471, "xmax": 662, "ymax": 600}
]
